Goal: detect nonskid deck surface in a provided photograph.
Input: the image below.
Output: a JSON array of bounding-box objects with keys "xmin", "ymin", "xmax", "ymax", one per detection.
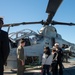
[{"xmin": 4, "ymin": 60, "xmax": 75, "ymax": 75}]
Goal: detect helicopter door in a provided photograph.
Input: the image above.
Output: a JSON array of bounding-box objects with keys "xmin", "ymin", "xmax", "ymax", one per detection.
[{"xmin": 51, "ymin": 38, "xmax": 55, "ymax": 46}]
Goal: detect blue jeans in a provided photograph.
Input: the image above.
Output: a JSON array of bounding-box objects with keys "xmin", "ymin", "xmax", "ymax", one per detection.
[{"xmin": 42, "ymin": 65, "xmax": 51, "ymax": 75}]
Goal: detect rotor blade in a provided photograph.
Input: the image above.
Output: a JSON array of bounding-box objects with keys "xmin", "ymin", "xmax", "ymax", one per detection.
[
  {"xmin": 3, "ymin": 20, "xmax": 44, "ymax": 27},
  {"xmin": 46, "ymin": 0, "xmax": 63, "ymax": 24},
  {"xmin": 51, "ymin": 21, "xmax": 75, "ymax": 26}
]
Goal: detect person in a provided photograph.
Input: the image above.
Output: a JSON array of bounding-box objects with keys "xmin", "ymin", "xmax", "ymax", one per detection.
[
  {"xmin": 17, "ymin": 39, "xmax": 25, "ymax": 75},
  {"xmin": 61, "ymin": 44, "xmax": 66, "ymax": 62},
  {"xmin": 51, "ymin": 47, "xmax": 58, "ymax": 75},
  {"xmin": 0, "ymin": 17, "xmax": 10, "ymax": 75},
  {"xmin": 62, "ymin": 44, "xmax": 65, "ymax": 51},
  {"xmin": 42, "ymin": 46, "xmax": 53, "ymax": 75},
  {"xmin": 54, "ymin": 43, "xmax": 63, "ymax": 75}
]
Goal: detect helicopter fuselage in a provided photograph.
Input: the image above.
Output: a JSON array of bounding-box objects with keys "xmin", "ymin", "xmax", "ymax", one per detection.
[{"xmin": 5, "ymin": 26, "xmax": 75, "ymax": 69}]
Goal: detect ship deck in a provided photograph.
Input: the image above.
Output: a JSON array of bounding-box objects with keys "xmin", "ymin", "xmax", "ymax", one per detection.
[{"xmin": 4, "ymin": 59, "xmax": 75, "ymax": 75}]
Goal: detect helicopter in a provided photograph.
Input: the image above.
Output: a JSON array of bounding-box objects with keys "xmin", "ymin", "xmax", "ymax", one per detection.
[{"xmin": 3, "ymin": 0, "xmax": 75, "ymax": 69}]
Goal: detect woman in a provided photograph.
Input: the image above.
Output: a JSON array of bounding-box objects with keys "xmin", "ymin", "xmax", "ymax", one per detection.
[{"xmin": 42, "ymin": 47, "xmax": 53, "ymax": 75}]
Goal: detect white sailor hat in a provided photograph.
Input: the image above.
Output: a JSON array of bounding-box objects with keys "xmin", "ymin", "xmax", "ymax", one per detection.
[
  {"xmin": 54, "ymin": 43, "xmax": 59, "ymax": 46},
  {"xmin": 0, "ymin": 17, "xmax": 3, "ymax": 20}
]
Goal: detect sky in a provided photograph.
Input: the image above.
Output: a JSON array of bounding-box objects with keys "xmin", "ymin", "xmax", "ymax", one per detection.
[{"xmin": 0, "ymin": 0, "xmax": 75, "ymax": 44}]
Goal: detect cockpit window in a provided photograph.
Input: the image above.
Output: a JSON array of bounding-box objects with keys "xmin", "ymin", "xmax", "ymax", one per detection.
[
  {"xmin": 9, "ymin": 39, "xmax": 17, "ymax": 48},
  {"xmin": 24, "ymin": 38, "xmax": 31, "ymax": 46}
]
